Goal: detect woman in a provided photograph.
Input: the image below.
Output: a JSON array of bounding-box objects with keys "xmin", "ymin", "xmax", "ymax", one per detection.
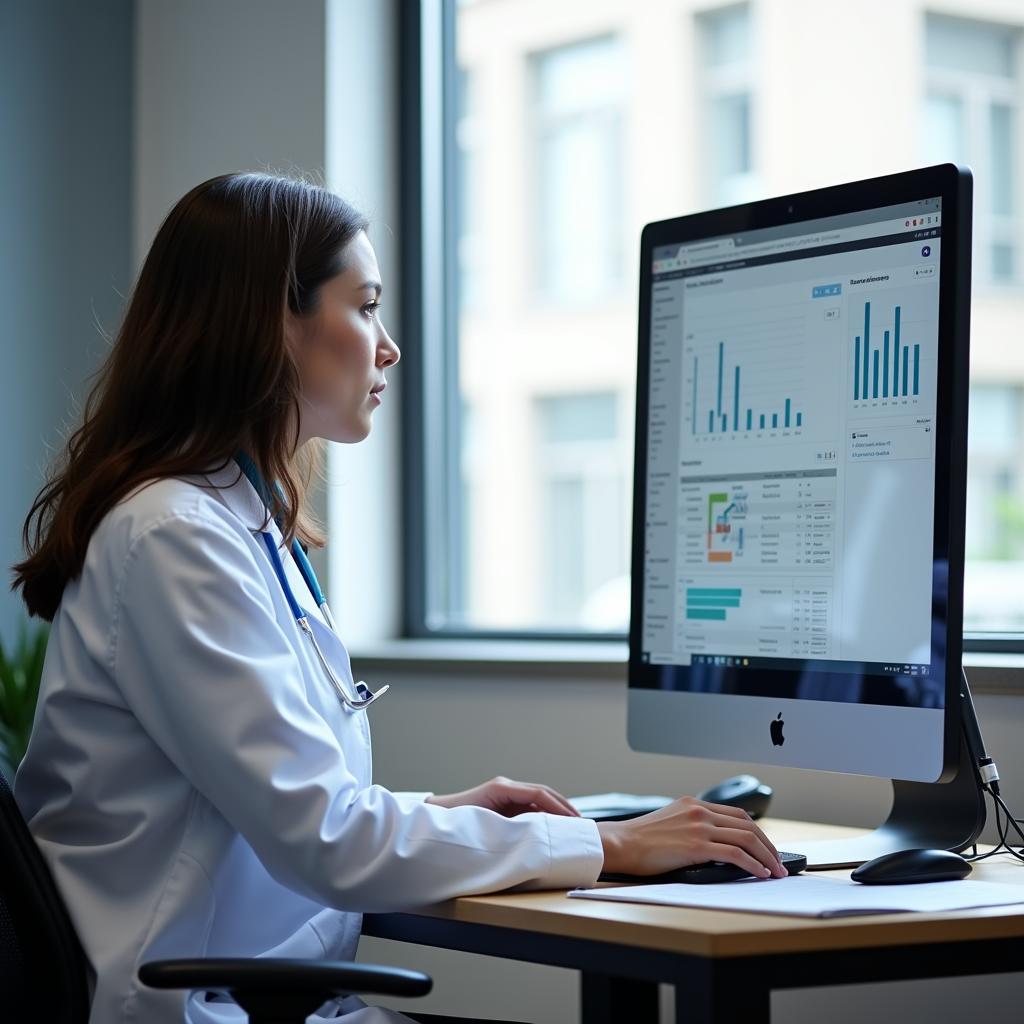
[{"xmin": 11, "ymin": 173, "xmax": 787, "ymax": 1024}]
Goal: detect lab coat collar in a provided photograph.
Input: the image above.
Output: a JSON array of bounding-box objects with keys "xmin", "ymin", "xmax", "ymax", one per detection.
[{"xmin": 198, "ymin": 459, "xmax": 286, "ymax": 546}]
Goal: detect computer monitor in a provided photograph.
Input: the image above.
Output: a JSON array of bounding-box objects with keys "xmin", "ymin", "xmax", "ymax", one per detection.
[{"xmin": 628, "ymin": 165, "xmax": 972, "ymax": 805}]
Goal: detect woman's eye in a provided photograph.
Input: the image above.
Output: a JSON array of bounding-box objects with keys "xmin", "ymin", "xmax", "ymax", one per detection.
[{"xmin": 362, "ymin": 301, "xmax": 381, "ymax": 319}]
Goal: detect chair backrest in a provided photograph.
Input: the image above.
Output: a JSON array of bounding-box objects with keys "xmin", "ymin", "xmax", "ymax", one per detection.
[{"xmin": 0, "ymin": 767, "xmax": 90, "ymax": 1023}]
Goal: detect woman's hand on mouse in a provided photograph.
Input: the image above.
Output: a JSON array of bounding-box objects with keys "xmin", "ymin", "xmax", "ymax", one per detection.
[
  {"xmin": 597, "ymin": 796, "xmax": 787, "ymax": 878},
  {"xmin": 425, "ymin": 776, "xmax": 582, "ymax": 818}
]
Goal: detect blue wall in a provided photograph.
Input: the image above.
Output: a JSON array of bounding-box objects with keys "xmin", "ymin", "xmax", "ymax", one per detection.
[{"xmin": 0, "ymin": 0, "xmax": 133, "ymax": 639}]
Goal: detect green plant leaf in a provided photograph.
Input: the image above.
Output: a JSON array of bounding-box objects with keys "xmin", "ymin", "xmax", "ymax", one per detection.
[{"xmin": 0, "ymin": 619, "xmax": 49, "ymax": 773}]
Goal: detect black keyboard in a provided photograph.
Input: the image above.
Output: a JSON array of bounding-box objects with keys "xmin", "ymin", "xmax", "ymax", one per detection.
[{"xmin": 599, "ymin": 850, "xmax": 807, "ymax": 885}]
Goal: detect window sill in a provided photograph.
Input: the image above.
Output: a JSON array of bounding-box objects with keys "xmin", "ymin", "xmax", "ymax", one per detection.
[
  {"xmin": 349, "ymin": 638, "xmax": 628, "ymax": 678},
  {"xmin": 348, "ymin": 639, "xmax": 1024, "ymax": 693}
]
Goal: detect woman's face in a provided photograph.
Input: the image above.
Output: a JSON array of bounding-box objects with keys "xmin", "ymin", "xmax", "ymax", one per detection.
[{"xmin": 287, "ymin": 230, "xmax": 400, "ymax": 446}]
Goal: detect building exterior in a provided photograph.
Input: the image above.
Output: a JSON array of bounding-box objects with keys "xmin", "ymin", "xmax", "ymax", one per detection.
[{"xmin": 452, "ymin": 0, "xmax": 1024, "ymax": 632}]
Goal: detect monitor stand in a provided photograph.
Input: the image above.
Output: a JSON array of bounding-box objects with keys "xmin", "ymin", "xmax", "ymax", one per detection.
[{"xmin": 797, "ymin": 718, "xmax": 987, "ymax": 869}]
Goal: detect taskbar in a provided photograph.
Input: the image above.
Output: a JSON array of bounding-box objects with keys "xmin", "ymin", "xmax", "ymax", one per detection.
[{"xmin": 644, "ymin": 651, "xmax": 933, "ymax": 678}]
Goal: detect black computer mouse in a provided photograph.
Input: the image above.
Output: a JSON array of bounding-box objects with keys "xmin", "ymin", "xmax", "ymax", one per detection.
[
  {"xmin": 851, "ymin": 848, "xmax": 972, "ymax": 885},
  {"xmin": 697, "ymin": 774, "xmax": 773, "ymax": 820}
]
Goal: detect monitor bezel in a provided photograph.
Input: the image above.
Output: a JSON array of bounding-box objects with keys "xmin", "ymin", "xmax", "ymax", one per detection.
[{"xmin": 628, "ymin": 163, "xmax": 972, "ymax": 781}]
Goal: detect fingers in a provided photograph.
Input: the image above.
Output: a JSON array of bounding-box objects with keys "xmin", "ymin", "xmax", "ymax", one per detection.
[
  {"xmin": 504, "ymin": 781, "xmax": 580, "ymax": 817},
  {"xmin": 710, "ymin": 824, "xmax": 786, "ymax": 877},
  {"xmin": 705, "ymin": 841, "xmax": 778, "ymax": 879},
  {"xmin": 699, "ymin": 800, "xmax": 780, "ymax": 861}
]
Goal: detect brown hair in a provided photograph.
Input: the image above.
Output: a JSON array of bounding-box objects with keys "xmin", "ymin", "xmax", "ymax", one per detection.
[{"xmin": 12, "ymin": 171, "xmax": 369, "ymax": 621}]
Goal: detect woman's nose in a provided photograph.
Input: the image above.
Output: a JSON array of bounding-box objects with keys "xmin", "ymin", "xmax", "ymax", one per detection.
[{"xmin": 379, "ymin": 329, "xmax": 401, "ymax": 367}]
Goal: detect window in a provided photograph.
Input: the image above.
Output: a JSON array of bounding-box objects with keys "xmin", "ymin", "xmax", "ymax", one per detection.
[
  {"xmin": 403, "ymin": 0, "xmax": 1024, "ymax": 642},
  {"xmin": 699, "ymin": 4, "xmax": 757, "ymax": 207},
  {"xmin": 535, "ymin": 393, "xmax": 629, "ymax": 628},
  {"xmin": 965, "ymin": 385, "xmax": 1024, "ymax": 631},
  {"xmin": 924, "ymin": 14, "xmax": 1021, "ymax": 284},
  {"xmin": 532, "ymin": 36, "xmax": 626, "ymax": 301}
]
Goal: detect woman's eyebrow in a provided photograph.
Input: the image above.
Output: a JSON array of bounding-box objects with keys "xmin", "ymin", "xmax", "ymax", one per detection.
[{"xmin": 354, "ymin": 280, "xmax": 382, "ymax": 297}]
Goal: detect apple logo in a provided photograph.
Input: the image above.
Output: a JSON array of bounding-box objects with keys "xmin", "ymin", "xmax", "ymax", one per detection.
[{"xmin": 770, "ymin": 712, "xmax": 785, "ymax": 747}]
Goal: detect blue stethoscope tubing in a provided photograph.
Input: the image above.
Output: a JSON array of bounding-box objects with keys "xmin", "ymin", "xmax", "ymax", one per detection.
[{"xmin": 235, "ymin": 454, "xmax": 388, "ymax": 712}]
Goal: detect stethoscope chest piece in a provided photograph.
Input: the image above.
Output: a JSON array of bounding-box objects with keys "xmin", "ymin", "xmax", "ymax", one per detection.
[{"xmin": 258, "ymin": 529, "xmax": 389, "ymax": 713}]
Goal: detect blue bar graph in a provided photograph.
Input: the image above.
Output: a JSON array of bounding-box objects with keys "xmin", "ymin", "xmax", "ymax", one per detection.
[
  {"xmin": 692, "ymin": 356, "xmax": 698, "ymax": 435},
  {"xmin": 862, "ymin": 301, "xmax": 870, "ymax": 401},
  {"xmin": 853, "ymin": 301, "xmax": 919, "ymax": 400},
  {"xmin": 895, "ymin": 305, "xmax": 901, "ymax": 395},
  {"xmin": 883, "ymin": 330, "xmax": 889, "ymax": 398},
  {"xmin": 691, "ymin": 339, "xmax": 803, "ymax": 436},
  {"xmin": 717, "ymin": 341, "xmax": 724, "ymax": 419}
]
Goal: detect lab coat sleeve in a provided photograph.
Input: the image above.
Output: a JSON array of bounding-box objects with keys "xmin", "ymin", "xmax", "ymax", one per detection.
[{"xmin": 110, "ymin": 510, "xmax": 604, "ymax": 912}]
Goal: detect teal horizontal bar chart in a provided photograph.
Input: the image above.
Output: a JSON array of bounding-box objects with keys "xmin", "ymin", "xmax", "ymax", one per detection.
[
  {"xmin": 686, "ymin": 607, "xmax": 728, "ymax": 621},
  {"xmin": 686, "ymin": 588, "xmax": 742, "ymax": 598},
  {"xmin": 687, "ymin": 596, "xmax": 741, "ymax": 608}
]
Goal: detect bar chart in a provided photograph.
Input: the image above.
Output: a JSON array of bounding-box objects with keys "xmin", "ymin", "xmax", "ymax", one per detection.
[
  {"xmin": 688, "ymin": 339, "xmax": 804, "ymax": 437},
  {"xmin": 851, "ymin": 299, "xmax": 921, "ymax": 403},
  {"xmin": 686, "ymin": 586, "xmax": 741, "ymax": 622}
]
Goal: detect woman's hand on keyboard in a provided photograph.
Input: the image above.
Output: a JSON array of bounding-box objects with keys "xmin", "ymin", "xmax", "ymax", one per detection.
[{"xmin": 596, "ymin": 796, "xmax": 788, "ymax": 878}]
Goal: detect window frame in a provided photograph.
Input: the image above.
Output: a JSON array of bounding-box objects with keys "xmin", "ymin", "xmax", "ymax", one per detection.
[
  {"xmin": 399, "ymin": 0, "xmax": 624, "ymax": 641},
  {"xmin": 399, "ymin": 0, "xmax": 1024, "ymax": 656}
]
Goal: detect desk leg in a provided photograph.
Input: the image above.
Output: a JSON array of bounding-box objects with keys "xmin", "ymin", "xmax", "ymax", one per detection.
[
  {"xmin": 675, "ymin": 963, "xmax": 770, "ymax": 1024},
  {"xmin": 580, "ymin": 972, "xmax": 659, "ymax": 1024}
]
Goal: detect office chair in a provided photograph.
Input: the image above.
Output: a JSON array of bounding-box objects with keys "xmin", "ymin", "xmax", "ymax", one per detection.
[{"xmin": 0, "ymin": 768, "xmax": 432, "ymax": 1023}]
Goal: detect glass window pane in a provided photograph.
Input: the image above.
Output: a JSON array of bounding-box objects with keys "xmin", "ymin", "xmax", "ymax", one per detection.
[
  {"xmin": 923, "ymin": 93, "xmax": 966, "ymax": 165},
  {"xmin": 537, "ymin": 392, "xmax": 618, "ymax": 443},
  {"xmin": 702, "ymin": 3, "xmax": 752, "ymax": 67},
  {"xmin": 544, "ymin": 478, "xmax": 585, "ymax": 620},
  {"xmin": 990, "ymin": 103, "xmax": 1014, "ymax": 217},
  {"xmin": 538, "ymin": 114, "xmax": 621, "ymax": 297},
  {"xmin": 992, "ymin": 242, "xmax": 1015, "ymax": 281},
  {"xmin": 535, "ymin": 35, "xmax": 623, "ymax": 114},
  {"xmin": 925, "ymin": 14, "xmax": 1016, "ymax": 78},
  {"xmin": 711, "ymin": 92, "xmax": 752, "ymax": 180},
  {"xmin": 437, "ymin": 1, "xmax": 1024, "ymax": 636},
  {"xmin": 965, "ymin": 386, "xmax": 1023, "ymax": 630},
  {"xmin": 533, "ymin": 37, "xmax": 624, "ymax": 299},
  {"xmin": 968, "ymin": 385, "xmax": 1017, "ymax": 454}
]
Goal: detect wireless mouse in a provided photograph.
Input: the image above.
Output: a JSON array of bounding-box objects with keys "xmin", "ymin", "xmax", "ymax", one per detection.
[
  {"xmin": 697, "ymin": 774, "xmax": 773, "ymax": 820},
  {"xmin": 851, "ymin": 848, "xmax": 972, "ymax": 885}
]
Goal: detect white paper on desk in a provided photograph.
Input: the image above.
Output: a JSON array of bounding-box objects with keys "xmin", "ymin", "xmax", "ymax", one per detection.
[{"xmin": 568, "ymin": 874, "xmax": 1024, "ymax": 918}]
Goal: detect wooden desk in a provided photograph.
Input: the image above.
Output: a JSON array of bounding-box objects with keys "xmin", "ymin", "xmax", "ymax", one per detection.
[{"xmin": 364, "ymin": 817, "xmax": 1024, "ymax": 1023}]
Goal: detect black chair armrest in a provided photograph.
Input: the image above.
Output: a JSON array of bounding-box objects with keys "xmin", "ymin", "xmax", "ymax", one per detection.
[{"xmin": 139, "ymin": 957, "xmax": 432, "ymax": 1024}]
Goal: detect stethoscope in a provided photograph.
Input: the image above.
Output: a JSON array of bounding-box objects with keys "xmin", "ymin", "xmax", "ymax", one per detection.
[{"xmin": 235, "ymin": 453, "xmax": 388, "ymax": 713}]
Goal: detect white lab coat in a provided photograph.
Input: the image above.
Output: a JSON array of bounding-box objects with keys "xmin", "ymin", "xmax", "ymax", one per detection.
[{"xmin": 14, "ymin": 462, "xmax": 604, "ymax": 1023}]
